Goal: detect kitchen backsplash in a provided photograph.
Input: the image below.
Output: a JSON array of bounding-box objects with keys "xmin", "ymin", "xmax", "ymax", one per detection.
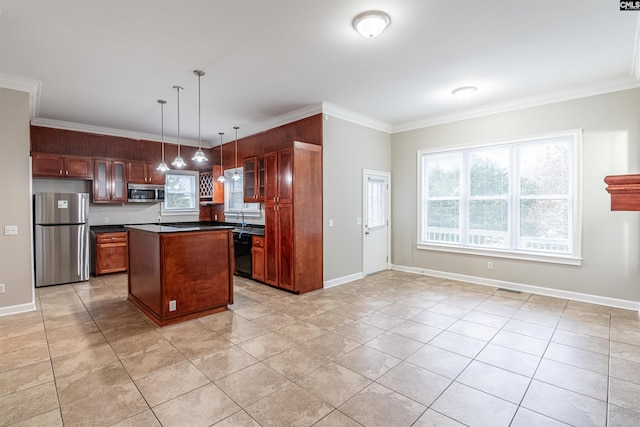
[{"xmin": 32, "ymin": 179, "xmax": 198, "ymax": 226}]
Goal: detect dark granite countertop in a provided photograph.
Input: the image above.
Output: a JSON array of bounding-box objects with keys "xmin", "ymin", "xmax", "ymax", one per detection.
[
  {"xmin": 126, "ymin": 224, "xmax": 234, "ymax": 234},
  {"xmin": 90, "ymin": 225, "xmax": 127, "ymax": 233},
  {"xmin": 91, "ymin": 221, "xmax": 265, "ymax": 236}
]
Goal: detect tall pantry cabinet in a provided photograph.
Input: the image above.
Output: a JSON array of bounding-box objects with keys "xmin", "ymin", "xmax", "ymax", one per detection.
[{"xmin": 264, "ymin": 141, "xmax": 322, "ymax": 293}]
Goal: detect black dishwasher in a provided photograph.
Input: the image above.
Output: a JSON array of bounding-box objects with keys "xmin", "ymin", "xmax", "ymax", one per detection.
[{"xmin": 233, "ymin": 232, "xmax": 253, "ymax": 279}]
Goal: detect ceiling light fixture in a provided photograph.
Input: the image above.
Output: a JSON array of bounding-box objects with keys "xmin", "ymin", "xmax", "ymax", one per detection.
[
  {"xmin": 232, "ymin": 126, "xmax": 241, "ymax": 181},
  {"xmin": 156, "ymin": 99, "xmax": 170, "ymax": 172},
  {"xmin": 452, "ymin": 86, "xmax": 478, "ymax": 100},
  {"xmin": 171, "ymin": 85, "xmax": 186, "ymax": 168},
  {"xmin": 192, "ymin": 70, "xmax": 208, "ymax": 163},
  {"xmin": 217, "ymin": 132, "xmax": 226, "ymax": 183},
  {"xmin": 353, "ymin": 10, "xmax": 390, "ymax": 38}
]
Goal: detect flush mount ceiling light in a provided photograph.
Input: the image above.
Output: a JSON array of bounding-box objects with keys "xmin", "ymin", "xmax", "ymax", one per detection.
[
  {"xmin": 156, "ymin": 99, "xmax": 170, "ymax": 172},
  {"xmin": 171, "ymin": 85, "xmax": 186, "ymax": 168},
  {"xmin": 353, "ymin": 10, "xmax": 390, "ymax": 38},
  {"xmin": 217, "ymin": 132, "xmax": 226, "ymax": 183},
  {"xmin": 452, "ymin": 86, "xmax": 478, "ymax": 100},
  {"xmin": 192, "ymin": 70, "xmax": 208, "ymax": 163}
]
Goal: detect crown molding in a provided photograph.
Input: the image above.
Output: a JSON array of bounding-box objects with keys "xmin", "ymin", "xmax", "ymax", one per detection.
[
  {"xmin": 0, "ymin": 74, "xmax": 41, "ymax": 120},
  {"xmin": 30, "ymin": 118, "xmax": 201, "ymax": 147},
  {"xmin": 322, "ymin": 102, "xmax": 393, "ymax": 134},
  {"xmin": 393, "ymin": 77, "xmax": 640, "ymax": 134}
]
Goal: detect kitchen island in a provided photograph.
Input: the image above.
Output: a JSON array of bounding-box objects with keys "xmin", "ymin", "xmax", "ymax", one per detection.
[{"xmin": 126, "ymin": 224, "xmax": 234, "ymax": 326}]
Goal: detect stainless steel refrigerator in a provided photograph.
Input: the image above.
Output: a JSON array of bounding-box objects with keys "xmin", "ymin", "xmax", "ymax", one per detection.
[{"xmin": 34, "ymin": 192, "xmax": 90, "ymax": 287}]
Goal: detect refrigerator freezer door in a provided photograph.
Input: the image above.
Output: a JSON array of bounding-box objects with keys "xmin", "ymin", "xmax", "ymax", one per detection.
[
  {"xmin": 35, "ymin": 223, "xmax": 90, "ymax": 287},
  {"xmin": 34, "ymin": 192, "xmax": 89, "ymax": 225}
]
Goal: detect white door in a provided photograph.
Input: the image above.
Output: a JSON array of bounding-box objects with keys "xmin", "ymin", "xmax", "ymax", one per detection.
[{"xmin": 363, "ymin": 170, "xmax": 390, "ymax": 275}]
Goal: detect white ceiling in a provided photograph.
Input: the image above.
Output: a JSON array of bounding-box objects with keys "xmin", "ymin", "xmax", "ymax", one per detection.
[{"xmin": 1, "ymin": 1, "xmax": 639, "ymax": 147}]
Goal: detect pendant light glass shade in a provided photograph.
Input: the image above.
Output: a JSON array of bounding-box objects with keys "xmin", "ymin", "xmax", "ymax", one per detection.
[
  {"xmin": 217, "ymin": 132, "xmax": 226, "ymax": 183},
  {"xmin": 156, "ymin": 99, "xmax": 170, "ymax": 172},
  {"xmin": 172, "ymin": 85, "xmax": 186, "ymax": 168},
  {"xmin": 232, "ymin": 126, "xmax": 241, "ymax": 181},
  {"xmin": 192, "ymin": 70, "xmax": 208, "ymax": 163}
]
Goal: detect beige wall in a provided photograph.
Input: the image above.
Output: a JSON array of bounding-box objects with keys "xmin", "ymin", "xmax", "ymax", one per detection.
[
  {"xmin": 0, "ymin": 88, "xmax": 34, "ymax": 313},
  {"xmin": 391, "ymin": 88, "xmax": 640, "ymax": 303},
  {"xmin": 323, "ymin": 115, "xmax": 391, "ymax": 283}
]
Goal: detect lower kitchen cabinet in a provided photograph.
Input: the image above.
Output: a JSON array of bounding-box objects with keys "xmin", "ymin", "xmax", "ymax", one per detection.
[
  {"xmin": 252, "ymin": 235, "xmax": 265, "ymax": 282},
  {"xmin": 91, "ymin": 231, "xmax": 128, "ymax": 275}
]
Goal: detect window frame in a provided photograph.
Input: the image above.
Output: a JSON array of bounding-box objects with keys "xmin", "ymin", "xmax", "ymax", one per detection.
[
  {"xmin": 222, "ymin": 167, "xmax": 261, "ymax": 218},
  {"xmin": 417, "ymin": 129, "xmax": 582, "ymax": 266},
  {"xmin": 162, "ymin": 169, "xmax": 200, "ymax": 216}
]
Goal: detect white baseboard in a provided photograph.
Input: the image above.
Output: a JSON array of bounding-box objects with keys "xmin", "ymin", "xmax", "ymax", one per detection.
[
  {"xmin": 324, "ymin": 272, "xmax": 365, "ymax": 289},
  {"xmin": 0, "ymin": 301, "xmax": 37, "ymax": 317},
  {"xmin": 392, "ymin": 264, "xmax": 640, "ymax": 312}
]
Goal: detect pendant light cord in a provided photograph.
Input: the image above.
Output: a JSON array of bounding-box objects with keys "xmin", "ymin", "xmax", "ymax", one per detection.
[
  {"xmin": 175, "ymin": 86, "xmax": 182, "ymax": 157},
  {"xmin": 234, "ymin": 126, "xmax": 239, "ymax": 171},
  {"xmin": 197, "ymin": 72, "xmax": 201, "ymax": 149},
  {"xmin": 159, "ymin": 100, "xmax": 165, "ymax": 161}
]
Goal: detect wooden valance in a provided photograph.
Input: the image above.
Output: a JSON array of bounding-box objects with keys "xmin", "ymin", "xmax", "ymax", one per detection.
[{"xmin": 605, "ymin": 174, "xmax": 640, "ymax": 211}]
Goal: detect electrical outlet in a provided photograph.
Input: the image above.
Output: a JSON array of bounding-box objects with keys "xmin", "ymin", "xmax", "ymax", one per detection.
[
  {"xmin": 328, "ymin": 219, "xmax": 334, "ymax": 227},
  {"xmin": 104, "ymin": 217, "xmax": 109, "ymax": 224},
  {"xmin": 0, "ymin": 283, "xmax": 5, "ymax": 293},
  {"xmin": 4, "ymin": 225, "xmax": 18, "ymax": 235},
  {"xmin": 169, "ymin": 300, "xmax": 176, "ymax": 311},
  {"xmin": 487, "ymin": 262, "xmax": 493, "ymax": 270},
  {"xmin": 214, "ymin": 214, "xmax": 218, "ymax": 221}
]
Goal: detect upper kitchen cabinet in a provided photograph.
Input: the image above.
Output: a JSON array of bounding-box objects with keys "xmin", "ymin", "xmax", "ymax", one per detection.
[
  {"xmin": 32, "ymin": 153, "xmax": 93, "ymax": 179},
  {"xmin": 127, "ymin": 162, "xmax": 165, "ymax": 185},
  {"xmin": 93, "ymin": 159, "xmax": 126, "ymax": 203},
  {"xmin": 243, "ymin": 156, "xmax": 265, "ymax": 202},
  {"xmin": 264, "ymin": 142, "xmax": 322, "ymax": 294}
]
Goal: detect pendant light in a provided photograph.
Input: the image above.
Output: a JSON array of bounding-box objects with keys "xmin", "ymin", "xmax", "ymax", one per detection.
[
  {"xmin": 217, "ymin": 132, "xmax": 226, "ymax": 183},
  {"xmin": 171, "ymin": 85, "xmax": 186, "ymax": 168},
  {"xmin": 191, "ymin": 70, "xmax": 208, "ymax": 162},
  {"xmin": 231, "ymin": 126, "xmax": 241, "ymax": 181},
  {"xmin": 156, "ymin": 99, "xmax": 170, "ymax": 172}
]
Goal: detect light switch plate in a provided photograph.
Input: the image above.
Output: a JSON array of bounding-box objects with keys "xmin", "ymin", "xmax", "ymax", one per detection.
[{"xmin": 4, "ymin": 225, "xmax": 18, "ymax": 235}]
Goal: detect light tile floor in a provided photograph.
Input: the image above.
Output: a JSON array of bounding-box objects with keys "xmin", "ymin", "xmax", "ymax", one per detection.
[{"xmin": 1, "ymin": 271, "xmax": 640, "ymax": 426}]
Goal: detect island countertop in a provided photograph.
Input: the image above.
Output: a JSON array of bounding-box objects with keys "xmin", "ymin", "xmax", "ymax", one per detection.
[{"xmin": 125, "ymin": 224, "xmax": 234, "ymax": 233}]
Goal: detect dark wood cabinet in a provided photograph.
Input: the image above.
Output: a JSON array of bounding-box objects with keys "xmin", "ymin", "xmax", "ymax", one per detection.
[
  {"xmin": 127, "ymin": 227, "xmax": 234, "ymax": 326},
  {"xmin": 93, "ymin": 159, "xmax": 127, "ymax": 203},
  {"xmin": 605, "ymin": 174, "xmax": 640, "ymax": 211},
  {"xmin": 264, "ymin": 142, "xmax": 322, "ymax": 293},
  {"xmin": 244, "ymin": 156, "xmax": 265, "ymax": 202},
  {"xmin": 128, "ymin": 162, "xmax": 165, "ymax": 185},
  {"xmin": 91, "ymin": 231, "xmax": 128, "ymax": 275},
  {"xmin": 32, "ymin": 153, "xmax": 93, "ymax": 179},
  {"xmin": 252, "ymin": 235, "xmax": 265, "ymax": 282}
]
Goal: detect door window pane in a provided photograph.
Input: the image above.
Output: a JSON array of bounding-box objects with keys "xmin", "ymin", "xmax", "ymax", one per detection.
[{"xmin": 367, "ymin": 177, "xmax": 386, "ymax": 228}]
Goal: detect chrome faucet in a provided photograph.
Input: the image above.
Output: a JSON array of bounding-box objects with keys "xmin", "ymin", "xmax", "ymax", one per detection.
[{"xmin": 237, "ymin": 211, "xmax": 245, "ymax": 228}]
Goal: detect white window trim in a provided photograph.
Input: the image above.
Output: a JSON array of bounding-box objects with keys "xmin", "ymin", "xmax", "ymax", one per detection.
[
  {"xmin": 416, "ymin": 129, "xmax": 583, "ymax": 266},
  {"xmin": 222, "ymin": 167, "xmax": 262, "ymax": 218},
  {"xmin": 162, "ymin": 169, "xmax": 200, "ymax": 216}
]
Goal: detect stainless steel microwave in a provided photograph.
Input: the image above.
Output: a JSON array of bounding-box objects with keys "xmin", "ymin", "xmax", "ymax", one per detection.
[{"xmin": 127, "ymin": 184, "xmax": 165, "ymax": 203}]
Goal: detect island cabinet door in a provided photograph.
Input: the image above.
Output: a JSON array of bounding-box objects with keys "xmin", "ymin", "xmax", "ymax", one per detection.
[{"xmin": 161, "ymin": 231, "xmax": 233, "ymax": 318}]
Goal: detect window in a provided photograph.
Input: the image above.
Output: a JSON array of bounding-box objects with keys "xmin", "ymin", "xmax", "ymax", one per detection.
[
  {"xmin": 418, "ymin": 130, "xmax": 581, "ymax": 264},
  {"xmin": 223, "ymin": 167, "xmax": 260, "ymax": 216},
  {"xmin": 163, "ymin": 170, "xmax": 199, "ymax": 214},
  {"xmin": 367, "ymin": 177, "xmax": 386, "ymax": 229}
]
